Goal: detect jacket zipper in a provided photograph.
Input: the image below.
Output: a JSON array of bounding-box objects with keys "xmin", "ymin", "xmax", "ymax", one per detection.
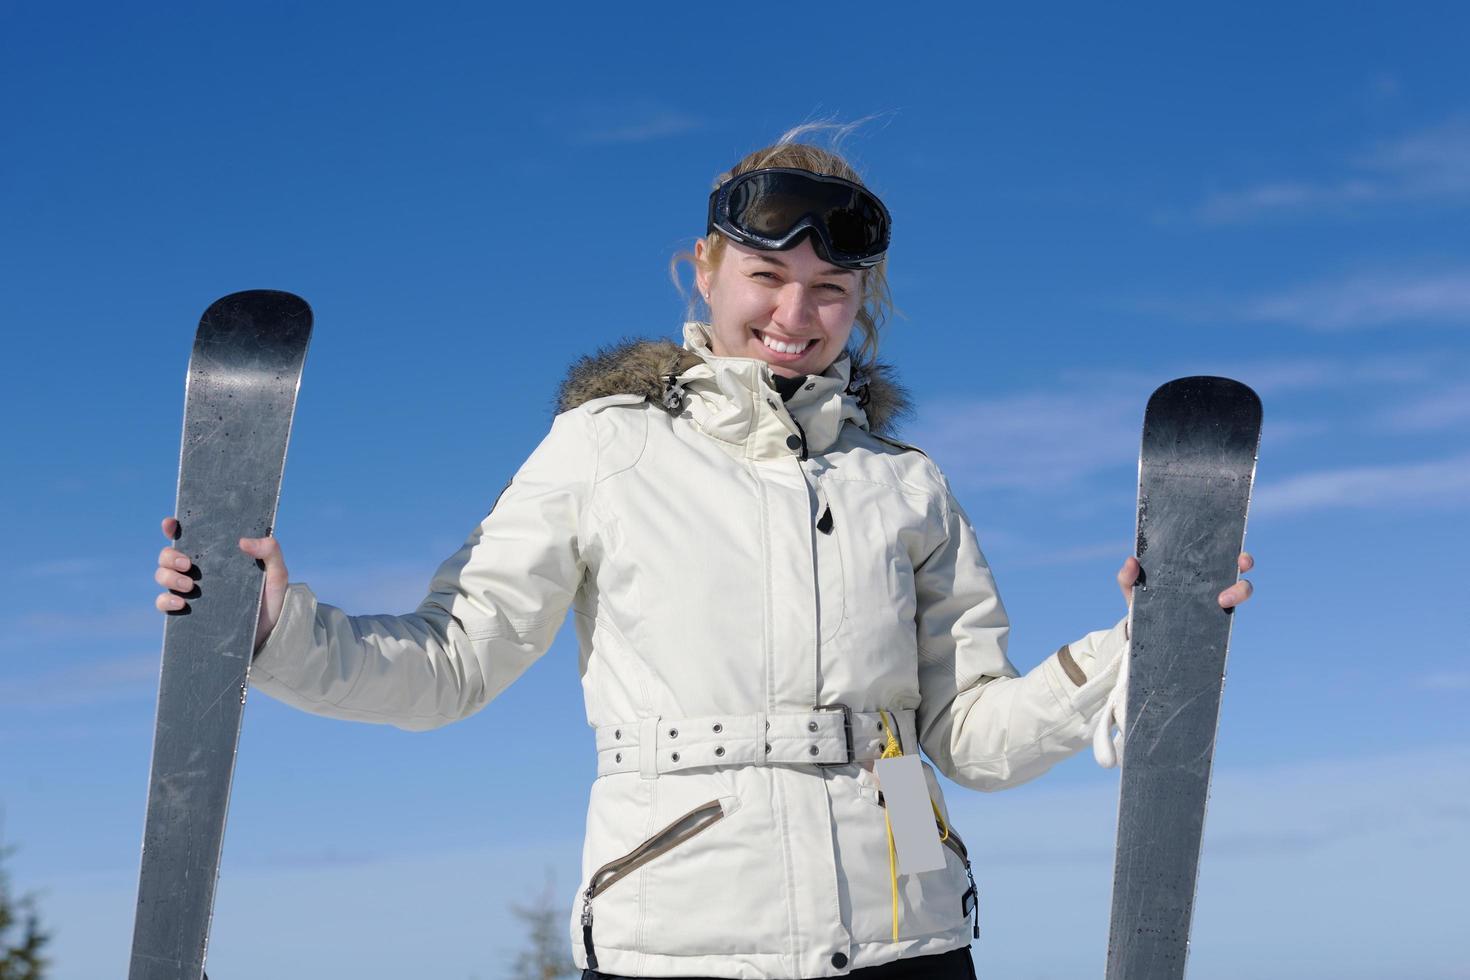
[
  {"xmin": 581, "ymin": 799, "xmax": 726, "ymax": 970},
  {"xmin": 940, "ymin": 825, "xmax": 980, "ymax": 938}
]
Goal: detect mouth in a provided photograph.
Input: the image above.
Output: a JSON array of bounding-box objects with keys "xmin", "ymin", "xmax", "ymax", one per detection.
[{"xmin": 755, "ymin": 330, "xmax": 819, "ymax": 360}]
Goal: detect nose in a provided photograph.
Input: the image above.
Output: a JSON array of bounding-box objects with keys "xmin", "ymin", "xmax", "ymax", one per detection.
[{"xmin": 771, "ymin": 282, "xmax": 815, "ymax": 332}]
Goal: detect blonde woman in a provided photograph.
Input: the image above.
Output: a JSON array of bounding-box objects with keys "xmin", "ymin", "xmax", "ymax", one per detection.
[{"xmin": 154, "ymin": 135, "xmax": 1253, "ymax": 979}]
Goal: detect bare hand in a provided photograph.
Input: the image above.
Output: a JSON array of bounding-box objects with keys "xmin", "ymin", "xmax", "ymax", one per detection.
[
  {"xmin": 154, "ymin": 516, "xmax": 290, "ymax": 652},
  {"xmin": 1116, "ymin": 552, "xmax": 1255, "ymax": 609}
]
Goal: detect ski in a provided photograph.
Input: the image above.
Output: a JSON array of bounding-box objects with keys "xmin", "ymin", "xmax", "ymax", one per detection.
[
  {"xmin": 129, "ymin": 290, "xmax": 313, "ymax": 980},
  {"xmin": 1105, "ymin": 376, "xmax": 1261, "ymax": 980}
]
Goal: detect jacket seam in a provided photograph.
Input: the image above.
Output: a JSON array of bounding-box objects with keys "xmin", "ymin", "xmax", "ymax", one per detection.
[
  {"xmin": 915, "ymin": 642, "xmax": 958, "ymax": 668},
  {"xmin": 589, "ymin": 402, "xmax": 651, "ymax": 485},
  {"xmin": 462, "ymin": 616, "xmax": 552, "ymax": 640},
  {"xmin": 819, "ymin": 473, "xmax": 930, "ymax": 498},
  {"xmin": 571, "ymin": 606, "xmax": 653, "ymax": 713},
  {"xmin": 254, "ymin": 678, "xmax": 462, "ymax": 724},
  {"xmin": 587, "ymin": 407, "xmax": 603, "ymax": 508}
]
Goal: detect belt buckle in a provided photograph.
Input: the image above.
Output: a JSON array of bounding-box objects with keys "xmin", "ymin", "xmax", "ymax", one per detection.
[{"xmin": 812, "ymin": 703, "xmax": 854, "ymax": 767}]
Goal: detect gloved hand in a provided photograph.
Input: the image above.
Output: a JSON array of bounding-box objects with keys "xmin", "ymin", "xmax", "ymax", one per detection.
[{"xmin": 1092, "ymin": 648, "xmax": 1128, "ymax": 768}]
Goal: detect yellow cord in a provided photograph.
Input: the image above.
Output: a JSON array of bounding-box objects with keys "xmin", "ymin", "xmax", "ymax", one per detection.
[
  {"xmin": 878, "ymin": 710, "xmax": 903, "ymax": 760},
  {"xmin": 876, "ymin": 710, "xmax": 951, "ymax": 942},
  {"xmin": 882, "ymin": 805, "xmax": 898, "ymax": 942},
  {"xmin": 877, "ymin": 711, "xmax": 902, "ymax": 942}
]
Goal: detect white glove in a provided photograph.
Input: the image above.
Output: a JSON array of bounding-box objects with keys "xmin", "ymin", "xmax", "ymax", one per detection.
[{"xmin": 1092, "ymin": 646, "xmax": 1129, "ymax": 768}]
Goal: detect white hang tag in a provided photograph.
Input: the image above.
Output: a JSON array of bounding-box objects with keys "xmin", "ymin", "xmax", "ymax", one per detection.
[{"xmin": 873, "ymin": 755, "xmax": 946, "ymax": 874}]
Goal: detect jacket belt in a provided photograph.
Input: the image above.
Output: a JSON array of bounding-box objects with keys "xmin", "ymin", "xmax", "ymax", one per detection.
[{"xmin": 594, "ymin": 708, "xmax": 919, "ymax": 778}]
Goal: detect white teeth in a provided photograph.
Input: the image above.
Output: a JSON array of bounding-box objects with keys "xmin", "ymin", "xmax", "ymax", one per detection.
[{"xmin": 761, "ymin": 334, "xmax": 810, "ymax": 355}]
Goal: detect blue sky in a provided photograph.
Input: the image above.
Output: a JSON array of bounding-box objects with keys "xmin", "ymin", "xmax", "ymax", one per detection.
[{"xmin": 2, "ymin": 3, "xmax": 1467, "ymax": 978}]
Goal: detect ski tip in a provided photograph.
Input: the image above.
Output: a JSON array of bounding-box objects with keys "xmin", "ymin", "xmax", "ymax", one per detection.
[
  {"xmin": 1146, "ymin": 376, "xmax": 1262, "ymax": 424},
  {"xmin": 195, "ymin": 290, "xmax": 314, "ymax": 355},
  {"xmin": 202, "ymin": 289, "xmax": 312, "ymax": 321}
]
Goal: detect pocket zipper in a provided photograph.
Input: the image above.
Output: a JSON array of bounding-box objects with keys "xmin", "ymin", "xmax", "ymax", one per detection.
[
  {"xmin": 939, "ymin": 826, "xmax": 980, "ymax": 939},
  {"xmin": 581, "ymin": 799, "xmax": 725, "ymax": 971},
  {"xmin": 878, "ymin": 792, "xmax": 980, "ymax": 940}
]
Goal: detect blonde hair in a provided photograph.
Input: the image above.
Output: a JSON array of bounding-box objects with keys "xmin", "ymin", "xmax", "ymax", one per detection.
[{"xmin": 671, "ymin": 123, "xmax": 894, "ymax": 364}]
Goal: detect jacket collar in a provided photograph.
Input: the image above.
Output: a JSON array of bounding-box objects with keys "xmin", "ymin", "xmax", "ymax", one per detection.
[{"xmin": 557, "ymin": 324, "xmax": 910, "ymax": 459}]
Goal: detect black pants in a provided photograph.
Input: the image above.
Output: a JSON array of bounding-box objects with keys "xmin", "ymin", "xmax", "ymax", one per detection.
[{"xmin": 583, "ymin": 945, "xmax": 977, "ymax": 980}]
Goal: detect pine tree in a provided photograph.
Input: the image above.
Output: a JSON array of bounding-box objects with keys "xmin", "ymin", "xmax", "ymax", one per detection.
[
  {"xmin": 0, "ymin": 844, "xmax": 48, "ymax": 980},
  {"xmin": 507, "ymin": 871, "xmax": 576, "ymax": 980}
]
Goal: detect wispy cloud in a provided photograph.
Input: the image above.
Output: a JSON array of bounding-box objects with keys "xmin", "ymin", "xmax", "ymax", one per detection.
[
  {"xmin": 1194, "ymin": 116, "xmax": 1470, "ymax": 224},
  {"xmin": 913, "ymin": 390, "xmax": 1138, "ymax": 492},
  {"xmin": 0, "ymin": 605, "xmax": 158, "ymax": 653},
  {"xmin": 1132, "ymin": 268, "xmax": 1470, "ymax": 331},
  {"xmin": 1413, "ymin": 670, "xmax": 1470, "ymax": 692},
  {"xmin": 34, "ymin": 557, "xmax": 110, "ymax": 577},
  {"xmin": 551, "ymin": 99, "xmax": 705, "ymax": 145},
  {"xmin": 1007, "ymin": 541, "xmax": 1131, "ymax": 568},
  {"xmin": 1254, "ymin": 453, "xmax": 1470, "ymax": 517},
  {"xmin": 919, "ymin": 352, "xmax": 1463, "ymax": 498},
  {"xmin": 1061, "ymin": 351, "xmax": 1444, "ymax": 399},
  {"xmin": 1375, "ymin": 381, "xmax": 1470, "ymax": 432},
  {"xmin": 0, "ymin": 652, "xmax": 157, "ymax": 709},
  {"xmin": 1240, "ymin": 268, "xmax": 1470, "ymax": 331},
  {"xmin": 289, "ymin": 560, "xmax": 439, "ymax": 614}
]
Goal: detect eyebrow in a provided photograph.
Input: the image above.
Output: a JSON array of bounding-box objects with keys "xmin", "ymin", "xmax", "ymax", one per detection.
[{"xmin": 746, "ymin": 253, "xmax": 856, "ymax": 277}]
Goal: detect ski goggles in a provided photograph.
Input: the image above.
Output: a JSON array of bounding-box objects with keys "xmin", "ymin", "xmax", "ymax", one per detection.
[{"xmin": 706, "ymin": 167, "xmax": 891, "ymax": 270}]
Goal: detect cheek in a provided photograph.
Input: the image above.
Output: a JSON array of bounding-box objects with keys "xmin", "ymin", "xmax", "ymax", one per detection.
[
  {"xmin": 823, "ymin": 299, "xmax": 861, "ymax": 341},
  {"xmin": 715, "ymin": 283, "xmax": 774, "ymax": 325}
]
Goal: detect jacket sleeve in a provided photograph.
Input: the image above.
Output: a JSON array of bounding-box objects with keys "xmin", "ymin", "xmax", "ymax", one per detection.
[
  {"xmin": 914, "ymin": 479, "xmax": 1129, "ymax": 791},
  {"xmin": 249, "ymin": 409, "xmax": 596, "ymax": 731}
]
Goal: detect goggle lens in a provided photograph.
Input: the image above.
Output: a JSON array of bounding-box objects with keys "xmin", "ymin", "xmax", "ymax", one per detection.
[{"xmin": 716, "ymin": 169, "xmax": 889, "ymax": 266}]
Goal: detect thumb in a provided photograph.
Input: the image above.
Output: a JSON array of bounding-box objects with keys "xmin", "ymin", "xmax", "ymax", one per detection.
[{"xmin": 239, "ymin": 536, "xmax": 284, "ymax": 573}]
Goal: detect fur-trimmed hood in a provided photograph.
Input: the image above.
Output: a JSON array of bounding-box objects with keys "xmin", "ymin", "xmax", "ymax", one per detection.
[{"xmin": 557, "ymin": 330, "xmax": 912, "ymax": 437}]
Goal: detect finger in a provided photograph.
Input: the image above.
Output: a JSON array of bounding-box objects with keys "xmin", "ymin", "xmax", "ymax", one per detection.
[
  {"xmin": 1238, "ymin": 551, "xmax": 1254, "ymax": 573},
  {"xmin": 154, "ymin": 567, "xmax": 194, "ymax": 591},
  {"xmin": 161, "ymin": 516, "xmax": 180, "ymax": 540},
  {"xmin": 155, "ymin": 592, "xmax": 186, "ymax": 612},
  {"xmin": 1117, "ymin": 556, "xmax": 1140, "ymax": 602},
  {"xmin": 1218, "ymin": 578, "xmax": 1254, "ymax": 608},
  {"xmin": 158, "ymin": 547, "xmax": 191, "ymax": 572},
  {"xmin": 240, "ymin": 536, "xmax": 286, "ymax": 573}
]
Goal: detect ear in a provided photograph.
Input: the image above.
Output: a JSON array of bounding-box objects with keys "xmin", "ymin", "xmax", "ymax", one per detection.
[{"xmin": 694, "ymin": 238, "xmax": 711, "ymax": 299}]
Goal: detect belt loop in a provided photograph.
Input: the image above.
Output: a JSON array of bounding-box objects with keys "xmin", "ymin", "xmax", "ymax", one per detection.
[
  {"xmin": 753, "ymin": 711, "xmax": 768, "ymax": 767},
  {"xmin": 639, "ymin": 716, "xmax": 660, "ymax": 780}
]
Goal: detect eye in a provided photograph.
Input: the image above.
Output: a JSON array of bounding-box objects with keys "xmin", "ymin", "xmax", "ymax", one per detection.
[{"xmin": 818, "ymin": 282, "xmax": 849, "ymax": 295}]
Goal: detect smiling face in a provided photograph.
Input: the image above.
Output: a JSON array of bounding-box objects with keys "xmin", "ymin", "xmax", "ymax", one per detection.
[{"xmin": 695, "ymin": 235, "xmax": 862, "ymax": 378}]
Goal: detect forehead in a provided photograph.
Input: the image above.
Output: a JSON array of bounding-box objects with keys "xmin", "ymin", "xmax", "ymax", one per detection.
[{"xmin": 728, "ymin": 239, "xmax": 855, "ymax": 277}]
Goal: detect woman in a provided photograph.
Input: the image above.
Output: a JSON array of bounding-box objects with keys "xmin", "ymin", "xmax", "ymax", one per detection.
[{"xmin": 153, "ymin": 136, "xmax": 1254, "ymax": 979}]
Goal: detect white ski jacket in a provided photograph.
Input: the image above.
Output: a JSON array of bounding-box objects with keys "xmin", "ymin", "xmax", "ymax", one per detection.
[{"xmin": 251, "ymin": 323, "xmax": 1128, "ymax": 978}]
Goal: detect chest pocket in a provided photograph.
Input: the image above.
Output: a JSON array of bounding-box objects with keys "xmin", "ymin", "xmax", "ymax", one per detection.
[
  {"xmin": 814, "ymin": 488, "xmax": 846, "ymax": 643},
  {"xmin": 817, "ymin": 475, "xmax": 929, "ymax": 641}
]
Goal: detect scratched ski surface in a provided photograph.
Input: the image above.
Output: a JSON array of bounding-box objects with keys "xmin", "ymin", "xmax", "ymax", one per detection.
[
  {"xmin": 1105, "ymin": 376, "xmax": 1261, "ymax": 980},
  {"xmin": 129, "ymin": 290, "xmax": 312, "ymax": 980}
]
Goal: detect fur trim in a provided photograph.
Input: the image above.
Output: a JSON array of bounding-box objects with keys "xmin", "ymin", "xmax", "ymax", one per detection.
[
  {"xmin": 848, "ymin": 359, "xmax": 912, "ymax": 436},
  {"xmin": 557, "ymin": 339, "xmax": 700, "ymax": 414},
  {"xmin": 557, "ymin": 338, "xmax": 912, "ymax": 435}
]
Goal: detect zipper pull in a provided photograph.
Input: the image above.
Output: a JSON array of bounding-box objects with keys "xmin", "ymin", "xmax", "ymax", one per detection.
[
  {"xmin": 816, "ymin": 504, "xmax": 833, "ymax": 534},
  {"xmin": 962, "ymin": 865, "xmax": 979, "ymax": 938},
  {"xmin": 582, "ymin": 889, "xmax": 599, "ymax": 970}
]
